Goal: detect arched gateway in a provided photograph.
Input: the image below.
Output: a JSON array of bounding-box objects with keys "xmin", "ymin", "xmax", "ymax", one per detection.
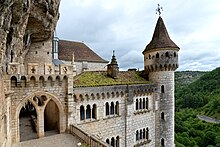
[{"xmin": 13, "ymin": 91, "xmax": 65, "ymax": 143}]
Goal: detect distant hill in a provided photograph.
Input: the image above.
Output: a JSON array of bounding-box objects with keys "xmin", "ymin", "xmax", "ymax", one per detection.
[{"xmin": 175, "ymin": 69, "xmax": 220, "ymax": 147}]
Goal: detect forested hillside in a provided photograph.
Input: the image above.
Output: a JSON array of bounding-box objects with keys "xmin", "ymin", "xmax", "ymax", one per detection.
[{"xmin": 175, "ymin": 69, "xmax": 220, "ymax": 147}]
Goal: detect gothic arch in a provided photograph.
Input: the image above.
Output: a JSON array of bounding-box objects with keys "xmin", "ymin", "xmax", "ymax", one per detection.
[{"xmin": 13, "ymin": 91, "xmax": 65, "ymax": 143}]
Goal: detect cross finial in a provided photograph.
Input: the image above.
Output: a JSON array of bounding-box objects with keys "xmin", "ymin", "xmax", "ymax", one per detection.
[
  {"xmin": 156, "ymin": 4, "xmax": 163, "ymax": 16},
  {"xmin": 113, "ymin": 50, "xmax": 115, "ymax": 56}
]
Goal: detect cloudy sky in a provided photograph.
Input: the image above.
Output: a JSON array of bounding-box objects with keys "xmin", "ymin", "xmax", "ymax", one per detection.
[{"xmin": 57, "ymin": 0, "xmax": 220, "ymax": 71}]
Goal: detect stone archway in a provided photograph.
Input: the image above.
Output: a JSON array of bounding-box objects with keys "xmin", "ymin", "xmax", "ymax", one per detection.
[
  {"xmin": 13, "ymin": 91, "xmax": 65, "ymax": 143},
  {"xmin": 44, "ymin": 99, "xmax": 59, "ymax": 132},
  {"xmin": 19, "ymin": 100, "xmax": 38, "ymax": 141}
]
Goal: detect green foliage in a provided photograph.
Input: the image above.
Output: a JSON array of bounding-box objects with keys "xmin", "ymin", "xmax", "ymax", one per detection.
[{"xmin": 175, "ymin": 69, "xmax": 220, "ymax": 147}]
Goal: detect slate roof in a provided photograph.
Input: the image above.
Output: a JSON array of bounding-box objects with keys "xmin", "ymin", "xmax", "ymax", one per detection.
[
  {"xmin": 58, "ymin": 40, "xmax": 108, "ymax": 63},
  {"xmin": 73, "ymin": 71, "xmax": 150, "ymax": 87},
  {"xmin": 143, "ymin": 16, "xmax": 179, "ymax": 53}
]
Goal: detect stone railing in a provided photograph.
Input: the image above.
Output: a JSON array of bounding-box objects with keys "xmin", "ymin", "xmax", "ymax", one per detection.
[{"xmin": 70, "ymin": 125, "xmax": 108, "ymax": 147}]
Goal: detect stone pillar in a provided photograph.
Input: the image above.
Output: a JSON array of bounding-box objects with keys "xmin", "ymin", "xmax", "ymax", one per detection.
[{"xmin": 37, "ymin": 110, "xmax": 44, "ymax": 138}]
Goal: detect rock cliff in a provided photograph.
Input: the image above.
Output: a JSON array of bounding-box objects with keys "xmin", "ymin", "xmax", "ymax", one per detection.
[{"xmin": 0, "ymin": 0, "xmax": 60, "ymax": 74}]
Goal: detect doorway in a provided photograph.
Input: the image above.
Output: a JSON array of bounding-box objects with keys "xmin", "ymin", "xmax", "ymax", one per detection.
[
  {"xmin": 44, "ymin": 100, "xmax": 59, "ymax": 135},
  {"xmin": 19, "ymin": 101, "xmax": 37, "ymax": 141}
]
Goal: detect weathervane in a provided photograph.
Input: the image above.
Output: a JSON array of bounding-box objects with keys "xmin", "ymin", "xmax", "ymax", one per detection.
[{"xmin": 156, "ymin": 4, "xmax": 163, "ymax": 16}]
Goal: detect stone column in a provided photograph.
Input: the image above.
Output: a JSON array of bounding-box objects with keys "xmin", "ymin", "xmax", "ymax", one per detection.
[{"xmin": 37, "ymin": 109, "xmax": 44, "ymax": 138}]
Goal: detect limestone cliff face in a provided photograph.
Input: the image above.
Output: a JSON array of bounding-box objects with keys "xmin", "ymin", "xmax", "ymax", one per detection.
[{"xmin": 0, "ymin": 0, "xmax": 60, "ymax": 73}]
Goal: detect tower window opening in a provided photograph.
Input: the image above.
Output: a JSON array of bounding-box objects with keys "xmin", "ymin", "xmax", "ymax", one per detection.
[
  {"xmin": 161, "ymin": 85, "xmax": 165, "ymax": 93},
  {"xmin": 156, "ymin": 53, "xmax": 159, "ymax": 58},
  {"xmin": 161, "ymin": 138, "xmax": 165, "ymax": 146},
  {"xmin": 161, "ymin": 112, "xmax": 165, "ymax": 120}
]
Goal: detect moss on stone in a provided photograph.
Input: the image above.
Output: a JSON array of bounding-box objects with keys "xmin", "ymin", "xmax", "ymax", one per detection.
[{"xmin": 73, "ymin": 71, "xmax": 150, "ymax": 87}]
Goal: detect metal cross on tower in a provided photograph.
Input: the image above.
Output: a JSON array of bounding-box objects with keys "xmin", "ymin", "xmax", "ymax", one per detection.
[{"xmin": 156, "ymin": 4, "xmax": 163, "ymax": 16}]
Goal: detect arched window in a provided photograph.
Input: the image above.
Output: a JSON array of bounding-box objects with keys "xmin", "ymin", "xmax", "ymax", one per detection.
[
  {"xmin": 174, "ymin": 52, "xmax": 177, "ymax": 57},
  {"xmin": 20, "ymin": 76, "xmax": 26, "ymax": 87},
  {"xmin": 161, "ymin": 112, "xmax": 165, "ymax": 120},
  {"xmin": 86, "ymin": 105, "xmax": 91, "ymax": 119},
  {"xmin": 110, "ymin": 102, "xmax": 114, "ymax": 115},
  {"xmin": 48, "ymin": 76, "xmax": 53, "ymax": 87},
  {"xmin": 139, "ymin": 98, "xmax": 142, "ymax": 109},
  {"xmin": 111, "ymin": 137, "xmax": 115, "ymax": 147},
  {"xmin": 92, "ymin": 104, "xmax": 97, "ymax": 119},
  {"xmin": 106, "ymin": 139, "xmax": 110, "ymax": 144},
  {"xmin": 11, "ymin": 76, "xmax": 17, "ymax": 87},
  {"xmin": 140, "ymin": 129, "xmax": 143, "ymax": 139},
  {"xmin": 105, "ymin": 102, "xmax": 109, "ymax": 116},
  {"xmin": 165, "ymin": 52, "xmax": 169, "ymax": 57},
  {"xmin": 146, "ymin": 128, "xmax": 149, "ymax": 140},
  {"xmin": 143, "ymin": 128, "xmax": 146, "ymax": 139},
  {"xmin": 161, "ymin": 138, "xmax": 165, "ymax": 146},
  {"xmin": 146, "ymin": 98, "xmax": 149, "ymax": 109},
  {"xmin": 149, "ymin": 54, "xmax": 151, "ymax": 59},
  {"xmin": 143, "ymin": 98, "xmax": 145, "ymax": 109},
  {"xmin": 115, "ymin": 101, "xmax": 119, "ymax": 115},
  {"xmin": 39, "ymin": 76, "xmax": 44, "ymax": 87},
  {"xmin": 80, "ymin": 105, "xmax": 85, "ymax": 120},
  {"xmin": 156, "ymin": 53, "xmax": 159, "ymax": 58},
  {"xmin": 136, "ymin": 130, "xmax": 139, "ymax": 141},
  {"xmin": 55, "ymin": 76, "xmax": 61, "ymax": 86},
  {"xmin": 30, "ymin": 76, "xmax": 36, "ymax": 87},
  {"xmin": 136, "ymin": 99, "xmax": 138, "ymax": 110},
  {"xmin": 116, "ymin": 136, "xmax": 119, "ymax": 147},
  {"xmin": 161, "ymin": 85, "xmax": 165, "ymax": 93}
]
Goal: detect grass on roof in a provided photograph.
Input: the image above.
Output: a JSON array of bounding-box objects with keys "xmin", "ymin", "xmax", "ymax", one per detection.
[{"xmin": 73, "ymin": 71, "xmax": 150, "ymax": 87}]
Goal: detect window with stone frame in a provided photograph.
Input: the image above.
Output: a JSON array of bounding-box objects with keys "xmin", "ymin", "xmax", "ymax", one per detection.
[
  {"xmin": 135, "ymin": 97, "xmax": 149, "ymax": 112},
  {"xmin": 80, "ymin": 104, "xmax": 97, "ymax": 121},
  {"xmin": 135, "ymin": 127, "xmax": 149, "ymax": 142},
  {"xmin": 105, "ymin": 101, "xmax": 119, "ymax": 117},
  {"xmin": 106, "ymin": 136, "xmax": 120, "ymax": 147}
]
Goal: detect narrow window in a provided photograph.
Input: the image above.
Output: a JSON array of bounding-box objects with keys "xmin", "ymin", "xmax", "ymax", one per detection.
[
  {"xmin": 156, "ymin": 53, "xmax": 159, "ymax": 58},
  {"xmin": 140, "ymin": 129, "xmax": 143, "ymax": 139},
  {"xmin": 174, "ymin": 52, "xmax": 176, "ymax": 57},
  {"xmin": 86, "ymin": 105, "xmax": 91, "ymax": 119},
  {"xmin": 146, "ymin": 98, "xmax": 149, "ymax": 109},
  {"xmin": 143, "ymin": 98, "xmax": 146, "ymax": 109},
  {"xmin": 92, "ymin": 104, "xmax": 97, "ymax": 119},
  {"xmin": 143, "ymin": 128, "xmax": 146, "ymax": 139},
  {"xmin": 149, "ymin": 54, "xmax": 151, "ymax": 59},
  {"xmin": 161, "ymin": 138, "xmax": 165, "ymax": 146},
  {"xmin": 165, "ymin": 52, "xmax": 169, "ymax": 57},
  {"xmin": 115, "ymin": 101, "xmax": 119, "ymax": 115},
  {"xmin": 136, "ymin": 130, "xmax": 139, "ymax": 141},
  {"xmin": 106, "ymin": 102, "xmax": 109, "ymax": 116},
  {"xmin": 161, "ymin": 85, "xmax": 165, "ymax": 93},
  {"xmin": 139, "ymin": 98, "xmax": 142, "ymax": 109},
  {"xmin": 110, "ymin": 102, "xmax": 114, "ymax": 115},
  {"xmin": 80, "ymin": 105, "xmax": 85, "ymax": 120},
  {"xmin": 136, "ymin": 99, "xmax": 138, "ymax": 110},
  {"xmin": 116, "ymin": 136, "xmax": 120, "ymax": 147},
  {"xmin": 106, "ymin": 139, "xmax": 110, "ymax": 144},
  {"xmin": 111, "ymin": 137, "xmax": 115, "ymax": 147},
  {"xmin": 146, "ymin": 128, "xmax": 149, "ymax": 140},
  {"xmin": 11, "ymin": 76, "xmax": 17, "ymax": 87},
  {"xmin": 161, "ymin": 112, "xmax": 165, "ymax": 120}
]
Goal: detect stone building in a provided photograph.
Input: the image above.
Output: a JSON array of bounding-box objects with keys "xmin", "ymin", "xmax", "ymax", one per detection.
[{"xmin": 0, "ymin": 1, "xmax": 179, "ymax": 146}]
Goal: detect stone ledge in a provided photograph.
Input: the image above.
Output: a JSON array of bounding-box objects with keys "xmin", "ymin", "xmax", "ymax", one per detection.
[
  {"xmin": 134, "ymin": 139, "xmax": 151, "ymax": 147},
  {"xmin": 134, "ymin": 109, "xmax": 150, "ymax": 115},
  {"xmin": 103, "ymin": 114, "xmax": 121, "ymax": 120}
]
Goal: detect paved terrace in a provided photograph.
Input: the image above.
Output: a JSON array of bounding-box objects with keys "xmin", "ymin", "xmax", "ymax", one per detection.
[{"xmin": 13, "ymin": 134, "xmax": 86, "ymax": 147}]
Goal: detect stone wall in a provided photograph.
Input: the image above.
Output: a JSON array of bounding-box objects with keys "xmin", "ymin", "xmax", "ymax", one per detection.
[
  {"xmin": 149, "ymin": 71, "xmax": 175, "ymax": 147},
  {"xmin": 72, "ymin": 84, "xmax": 158, "ymax": 147},
  {"xmin": 65, "ymin": 61, "xmax": 107, "ymax": 75}
]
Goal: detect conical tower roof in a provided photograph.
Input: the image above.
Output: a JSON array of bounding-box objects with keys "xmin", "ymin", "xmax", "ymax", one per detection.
[{"xmin": 143, "ymin": 16, "xmax": 179, "ymax": 53}]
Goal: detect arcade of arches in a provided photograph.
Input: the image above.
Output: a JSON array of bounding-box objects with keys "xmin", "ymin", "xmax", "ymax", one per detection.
[{"xmin": 14, "ymin": 92, "xmax": 65, "ymax": 142}]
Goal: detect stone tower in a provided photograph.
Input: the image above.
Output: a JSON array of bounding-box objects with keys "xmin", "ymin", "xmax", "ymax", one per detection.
[{"xmin": 143, "ymin": 16, "xmax": 179, "ymax": 147}]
